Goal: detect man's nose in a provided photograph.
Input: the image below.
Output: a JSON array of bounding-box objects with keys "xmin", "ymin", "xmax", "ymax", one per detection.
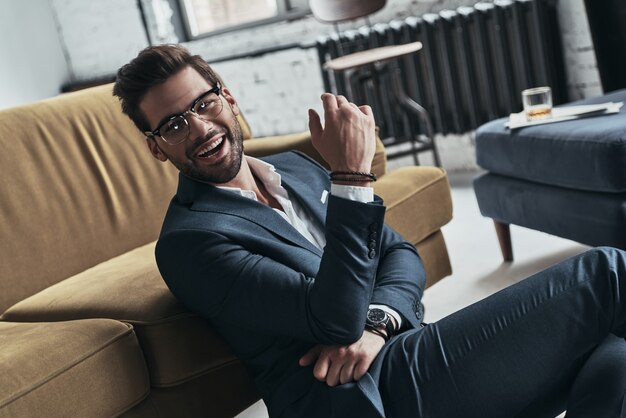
[{"xmin": 187, "ymin": 112, "xmax": 214, "ymax": 136}]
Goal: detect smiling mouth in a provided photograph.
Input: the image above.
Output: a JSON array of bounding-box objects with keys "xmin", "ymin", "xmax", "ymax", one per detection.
[{"xmin": 195, "ymin": 136, "xmax": 225, "ymax": 159}]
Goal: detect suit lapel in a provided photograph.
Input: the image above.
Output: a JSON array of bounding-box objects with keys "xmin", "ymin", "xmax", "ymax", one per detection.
[
  {"xmin": 178, "ymin": 173, "xmax": 323, "ymax": 257},
  {"xmin": 280, "ymin": 170, "xmax": 328, "ymax": 229}
]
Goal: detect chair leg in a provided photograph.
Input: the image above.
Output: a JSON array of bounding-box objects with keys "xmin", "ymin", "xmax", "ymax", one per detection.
[{"xmin": 494, "ymin": 220, "xmax": 513, "ymax": 262}]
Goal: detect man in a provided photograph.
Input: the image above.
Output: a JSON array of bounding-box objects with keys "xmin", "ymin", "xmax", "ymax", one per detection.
[{"xmin": 114, "ymin": 44, "xmax": 626, "ymax": 418}]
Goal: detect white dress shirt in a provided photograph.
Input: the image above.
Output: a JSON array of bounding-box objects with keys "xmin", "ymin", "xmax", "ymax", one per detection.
[{"xmin": 219, "ymin": 156, "xmax": 402, "ymax": 330}]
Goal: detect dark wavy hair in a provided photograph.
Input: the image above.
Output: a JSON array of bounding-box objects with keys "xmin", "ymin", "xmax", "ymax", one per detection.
[{"xmin": 113, "ymin": 44, "xmax": 220, "ymax": 133}]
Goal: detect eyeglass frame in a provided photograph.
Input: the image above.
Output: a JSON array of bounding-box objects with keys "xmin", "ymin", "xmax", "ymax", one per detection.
[{"xmin": 144, "ymin": 81, "xmax": 223, "ymax": 144}]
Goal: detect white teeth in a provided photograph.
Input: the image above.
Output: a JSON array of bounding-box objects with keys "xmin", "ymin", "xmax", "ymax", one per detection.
[{"xmin": 197, "ymin": 137, "xmax": 223, "ymax": 157}]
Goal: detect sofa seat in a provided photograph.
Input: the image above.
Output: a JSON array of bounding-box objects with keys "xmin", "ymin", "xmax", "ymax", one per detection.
[
  {"xmin": 1, "ymin": 243, "xmax": 258, "ymax": 396},
  {"xmin": 476, "ymin": 89, "xmax": 626, "ymax": 193},
  {"xmin": 0, "ymin": 319, "xmax": 148, "ymax": 417}
]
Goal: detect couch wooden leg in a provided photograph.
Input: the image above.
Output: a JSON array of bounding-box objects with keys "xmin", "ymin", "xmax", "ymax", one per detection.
[{"xmin": 494, "ymin": 221, "xmax": 513, "ymax": 262}]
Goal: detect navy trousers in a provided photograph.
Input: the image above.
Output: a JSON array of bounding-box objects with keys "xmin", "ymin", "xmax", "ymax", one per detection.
[{"xmin": 378, "ymin": 247, "xmax": 626, "ymax": 417}]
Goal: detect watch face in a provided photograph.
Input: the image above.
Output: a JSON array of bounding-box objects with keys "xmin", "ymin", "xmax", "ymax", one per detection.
[{"xmin": 367, "ymin": 308, "xmax": 386, "ymax": 324}]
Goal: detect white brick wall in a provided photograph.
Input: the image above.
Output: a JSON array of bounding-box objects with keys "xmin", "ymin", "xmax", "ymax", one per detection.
[
  {"xmin": 139, "ymin": 0, "xmax": 179, "ymax": 44},
  {"xmin": 210, "ymin": 48, "xmax": 324, "ymax": 137},
  {"xmin": 556, "ymin": 0, "xmax": 602, "ymax": 99},
  {"xmin": 52, "ymin": 0, "xmax": 149, "ymax": 81}
]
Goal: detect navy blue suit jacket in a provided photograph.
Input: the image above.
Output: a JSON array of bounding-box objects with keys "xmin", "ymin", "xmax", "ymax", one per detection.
[{"xmin": 155, "ymin": 151, "xmax": 426, "ymax": 417}]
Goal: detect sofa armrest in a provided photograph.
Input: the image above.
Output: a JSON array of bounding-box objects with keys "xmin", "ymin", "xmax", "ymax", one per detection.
[
  {"xmin": 244, "ymin": 130, "xmax": 388, "ymax": 178},
  {"xmin": 374, "ymin": 166, "xmax": 453, "ymax": 286},
  {"xmin": 373, "ymin": 166, "xmax": 452, "ymax": 243}
]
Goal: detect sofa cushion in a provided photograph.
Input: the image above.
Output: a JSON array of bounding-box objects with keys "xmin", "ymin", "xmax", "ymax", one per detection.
[
  {"xmin": 0, "ymin": 319, "xmax": 148, "ymax": 417},
  {"xmin": 0, "ymin": 84, "xmax": 179, "ymax": 313},
  {"xmin": 375, "ymin": 166, "xmax": 453, "ymax": 245},
  {"xmin": 1, "ymin": 242, "xmax": 245, "ymax": 389},
  {"xmin": 476, "ymin": 89, "xmax": 626, "ymax": 193}
]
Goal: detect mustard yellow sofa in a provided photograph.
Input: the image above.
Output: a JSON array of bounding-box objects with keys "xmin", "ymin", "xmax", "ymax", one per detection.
[{"xmin": 0, "ymin": 83, "xmax": 452, "ymax": 417}]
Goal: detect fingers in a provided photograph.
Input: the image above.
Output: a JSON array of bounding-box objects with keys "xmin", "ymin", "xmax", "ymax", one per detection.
[
  {"xmin": 307, "ymin": 341, "xmax": 381, "ymax": 387},
  {"xmin": 321, "ymin": 92, "xmax": 339, "ymax": 116},
  {"xmin": 325, "ymin": 359, "xmax": 344, "ymax": 387},
  {"xmin": 308, "ymin": 108, "xmax": 322, "ymax": 141},
  {"xmin": 317, "ymin": 346, "xmax": 356, "ymax": 387},
  {"xmin": 320, "ymin": 93, "xmax": 372, "ymax": 119},
  {"xmin": 299, "ymin": 344, "xmax": 322, "ymax": 367},
  {"xmin": 359, "ymin": 104, "xmax": 373, "ymax": 118},
  {"xmin": 312, "ymin": 353, "xmax": 331, "ymax": 382},
  {"xmin": 335, "ymin": 95, "xmax": 350, "ymax": 107},
  {"xmin": 321, "ymin": 93, "xmax": 360, "ymax": 115},
  {"xmin": 353, "ymin": 359, "xmax": 369, "ymax": 382},
  {"xmin": 311, "ymin": 347, "xmax": 349, "ymax": 386},
  {"xmin": 339, "ymin": 361, "xmax": 356, "ymax": 385}
]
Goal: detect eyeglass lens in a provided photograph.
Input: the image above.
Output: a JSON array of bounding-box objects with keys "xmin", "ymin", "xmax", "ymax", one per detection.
[{"xmin": 161, "ymin": 91, "xmax": 223, "ymax": 144}]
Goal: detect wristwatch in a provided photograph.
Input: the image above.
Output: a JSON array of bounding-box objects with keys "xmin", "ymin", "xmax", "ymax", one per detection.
[{"xmin": 365, "ymin": 308, "xmax": 395, "ymax": 341}]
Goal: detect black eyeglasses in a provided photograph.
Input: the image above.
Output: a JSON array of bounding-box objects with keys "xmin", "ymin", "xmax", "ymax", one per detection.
[{"xmin": 144, "ymin": 83, "xmax": 223, "ymax": 145}]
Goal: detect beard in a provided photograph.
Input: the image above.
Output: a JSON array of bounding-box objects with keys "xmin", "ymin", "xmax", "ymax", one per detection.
[{"xmin": 169, "ymin": 117, "xmax": 244, "ymax": 185}]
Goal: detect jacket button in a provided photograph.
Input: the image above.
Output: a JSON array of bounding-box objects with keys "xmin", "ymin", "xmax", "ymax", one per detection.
[
  {"xmin": 368, "ymin": 231, "xmax": 377, "ymax": 240},
  {"xmin": 368, "ymin": 249, "xmax": 376, "ymax": 259},
  {"xmin": 414, "ymin": 301, "xmax": 424, "ymax": 321},
  {"xmin": 368, "ymin": 241, "xmax": 376, "ymax": 250},
  {"xmin": 369, "ymin": 223, "xmax": 378, "ymax": 232}
]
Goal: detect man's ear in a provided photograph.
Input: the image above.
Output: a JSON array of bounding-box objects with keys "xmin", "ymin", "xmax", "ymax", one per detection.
[
  {"xmin": 145, "ymin": 137, "xmax": 168, "ymax": 162},
  {"xmin": 221, "ymin": 87, "xmax": 240, "ymax": 117}
]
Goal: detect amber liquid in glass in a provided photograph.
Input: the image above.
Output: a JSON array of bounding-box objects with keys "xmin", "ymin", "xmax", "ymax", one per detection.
[{"xmin": 526, "ymin": 107, "xmax": 553, "ymax": 120}]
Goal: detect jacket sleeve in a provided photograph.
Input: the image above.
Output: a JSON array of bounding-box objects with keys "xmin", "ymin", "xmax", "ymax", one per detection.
[
  {"xmin": 156, "ymin": 195, "xmax": 386, "ymax": 346},
  {"xmin": 370, "ymin": 224, "xmax": 426, "ymax": 330}
]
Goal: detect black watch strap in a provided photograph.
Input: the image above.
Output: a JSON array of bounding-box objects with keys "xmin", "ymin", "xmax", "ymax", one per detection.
[
  {"xmin": 374, "ymin": 317, "xmax": 395, "ymax": 339},
  {"xmin": 365, "ymin": 325, "xmax": 390, "ymax": 342}
]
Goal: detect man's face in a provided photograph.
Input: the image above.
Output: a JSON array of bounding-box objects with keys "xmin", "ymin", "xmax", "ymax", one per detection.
[{"xmin": 140, "ymin": 66, "xmax": 244, "ymax": 184}]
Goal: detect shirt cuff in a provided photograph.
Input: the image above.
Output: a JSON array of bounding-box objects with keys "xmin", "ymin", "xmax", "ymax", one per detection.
[
  {"xmin": 369, "ymin": 304, "xmax": 403, "ymax": 330},
  {"xmin": 330, "ymin": 183, "xmax": 374, "ymax": 203}
]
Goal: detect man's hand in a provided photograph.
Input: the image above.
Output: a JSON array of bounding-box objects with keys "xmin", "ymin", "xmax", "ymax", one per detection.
[
  {"xmin": 298, "ymin": 330, "xmax": 386, "ymax": 387},
  {"xmin": 308, "ymin": 93, "xmax": 376, "ymax": 174}
]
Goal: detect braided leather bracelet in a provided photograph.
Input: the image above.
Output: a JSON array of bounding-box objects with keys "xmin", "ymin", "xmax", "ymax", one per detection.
[{"xmin": 329, "ymin": 171, "xmax": 377, "ymax": 182}]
